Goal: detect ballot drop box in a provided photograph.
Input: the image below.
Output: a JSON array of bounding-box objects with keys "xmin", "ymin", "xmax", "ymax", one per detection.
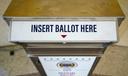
[{"xmin": 3, "ymin": 0, "xmax": 124, "ymax": 76}]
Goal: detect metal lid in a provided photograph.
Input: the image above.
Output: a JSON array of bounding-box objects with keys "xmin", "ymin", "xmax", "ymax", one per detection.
[{"xmin": 4, "ymin": 0, "xmax": 124, "ymax": 17}]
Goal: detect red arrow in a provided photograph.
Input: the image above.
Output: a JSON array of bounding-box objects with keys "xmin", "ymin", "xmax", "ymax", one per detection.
[{"xmin": 61, "ymin": 35, "xmax": 67, "ymax": 38}]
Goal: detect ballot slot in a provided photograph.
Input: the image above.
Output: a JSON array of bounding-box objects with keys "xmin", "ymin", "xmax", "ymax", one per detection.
[{"xmin": 25, "ymin": 43, "xmax": 106, "ymax": 56}]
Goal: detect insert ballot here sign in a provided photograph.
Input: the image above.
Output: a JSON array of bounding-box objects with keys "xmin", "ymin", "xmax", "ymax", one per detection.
[{"xmin": 10, "ymin": 21, "xmax": 117, "ymax": 42}]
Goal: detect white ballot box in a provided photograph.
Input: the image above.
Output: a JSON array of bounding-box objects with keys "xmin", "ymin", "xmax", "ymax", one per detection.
[{"xmin": 3, "ymin": 0, "xmax": 124, "ymax": 76}]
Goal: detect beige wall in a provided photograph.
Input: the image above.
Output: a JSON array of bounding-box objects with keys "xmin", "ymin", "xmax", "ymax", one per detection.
[{"xmin": 0, "ymin": 0, "xmax": 14, "ymax": 47}]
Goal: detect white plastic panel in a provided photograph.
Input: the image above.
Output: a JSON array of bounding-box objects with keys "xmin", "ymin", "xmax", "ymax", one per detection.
[
  {"xmin": 38, "ymin": 56, "xmax": 96, "ymax": 76},
  {"xmin": 10, "ymin": 21, "xmax": 117, "ymax": 42}
]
